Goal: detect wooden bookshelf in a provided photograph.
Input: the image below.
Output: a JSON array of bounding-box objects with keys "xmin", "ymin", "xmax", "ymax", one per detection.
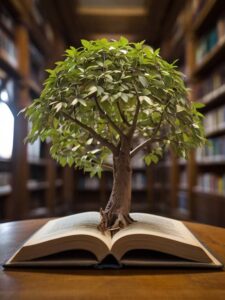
[
  {"xmin": 157, "ymin": 0, "xmax": 225, "ymax": 227},
  {"xmin": 0, "ymin": 1, "xmax": 76, "ymax": 222},
  {"xmin": 193, "ymin": 36, "xmax": 225, "ymax": 77},
  {"xmin": 192, "ymin": 0, "xmax": 218, "ymax": 33}
]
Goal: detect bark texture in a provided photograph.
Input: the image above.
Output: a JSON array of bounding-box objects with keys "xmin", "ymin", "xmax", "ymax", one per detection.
[{"xmin": 98, "ymin": 138, "xmax": 134, "ymax": 232}]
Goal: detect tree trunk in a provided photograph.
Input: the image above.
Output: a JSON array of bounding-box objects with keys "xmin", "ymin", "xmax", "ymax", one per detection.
[{"xmin": 99, "ymin": 138, "xmax": 134, "ymax": 232}]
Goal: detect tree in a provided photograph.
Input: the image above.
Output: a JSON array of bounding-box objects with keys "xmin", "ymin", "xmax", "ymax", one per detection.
[{"xmin": 23, "ymin": 37, "xmax": 205, "ymax": 232}]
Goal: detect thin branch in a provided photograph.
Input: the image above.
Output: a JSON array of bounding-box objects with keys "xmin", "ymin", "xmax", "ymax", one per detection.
[
  {"xmin": 130, "ymin": 100, "xmax": 171, "ymax": 158},
  {"xmin": 102, "ymin": 163, "xmax": 113, "ymax": 172},
  {"xmin": 61, "ymin": 111, "xmax": 118, "ymax": 154},
  {"xmin": 128, "ymin": 83, "xmax": 140, "ymax": 137},
  {"xmin": 94, "ymin": 96, "xmax": 125, "ymax": 137},
  {"xmin": 91, "ymin": 158, "xmax": 113, "ymax": 172},
  {"xmin": 116, "ymin": 102, "xmax": 131, "ymax": 127},
  {"xmin": 130, "ymin": 136, "xmax": 166, "ymax": 158}
]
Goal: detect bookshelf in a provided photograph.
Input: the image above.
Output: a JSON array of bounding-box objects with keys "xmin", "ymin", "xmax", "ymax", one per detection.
[
  {"xmin": 0, "ymin": 1, "xmax": 74, "ymax": 221},
  {"xmin": 190, "ymin": 0, "xmax": 225, "ymax": 227},
  {"xmin": 73, "ymin": 166, "xmax": 153, "ymax": 214},
  {"xmin": 156, "ymin": 0, "xmax": 225, "ymax": 227}
]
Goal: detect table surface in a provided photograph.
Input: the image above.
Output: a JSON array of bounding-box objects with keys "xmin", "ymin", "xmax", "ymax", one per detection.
[{"xmin": 0, "ymin": 218, "xmax": 225, "ymax": 300}]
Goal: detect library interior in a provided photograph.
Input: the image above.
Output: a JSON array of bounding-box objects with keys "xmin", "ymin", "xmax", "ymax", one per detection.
[
  {"xmin": 2, "ymin": 1, "xmax": 225, "ymax": 299},
  {"xmin": 1, "ymin": 0, "xmax": 225, "ymax": 229}
]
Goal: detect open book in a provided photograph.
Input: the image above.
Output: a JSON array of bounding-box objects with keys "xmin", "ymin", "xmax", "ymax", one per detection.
[{"xmin": 5, "ymin": 212, "xmax": 223, "ymax": 268}]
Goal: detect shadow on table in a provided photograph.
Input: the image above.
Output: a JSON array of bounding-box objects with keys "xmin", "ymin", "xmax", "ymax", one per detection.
[{"xmin": 3, "ymin": 266, "xmax": 223, "ymax": 277}]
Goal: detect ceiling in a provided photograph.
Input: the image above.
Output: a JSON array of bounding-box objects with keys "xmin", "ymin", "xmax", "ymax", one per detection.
[{"xmin": 40, "ymin": 0, "xmax": 185, "ymax": 48}]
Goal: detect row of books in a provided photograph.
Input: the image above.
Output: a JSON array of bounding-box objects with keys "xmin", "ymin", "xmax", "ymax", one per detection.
[
  {"xmin": 78, "ymin": 176, "xmax": 100, "ymax": 190},
  {"xmin": 195, "ymin": 63, "xmax": 225, "ymax": 100},
  {"xmin": 78, "ymin": 173, "xmax": 148, "ymax": 191},
  {"xmin": 177, "ymin": 190, "xmax": 188, "ymax": 211},
  {"xmin": 179, "ymin": 170, "xmax": 188, "ymax": 188},
  {"xmin": 196, "ymin": 173, "xmax": 225, "ymax": 195},
  {"xmin": 30, "ymin": 44, "xmax": 44, "ymax": 85},
  {"xmin": 0, "ymin": 27, "xmax": 17, "ymax": 68},
  {"xmin": 204, "ymin": 105, "xmax": 225, "ymax": 134},
  {"xmin": 27, "ymin": 122, "xmax": 41, "ymax": 161},
  {"xmin": 106, "ymin": 152, "xmax": 146, "ymax": 169},
  {"xmin": 196, "ymin": 136, "xmax": 225, "ymax": 161},
  {"xmin": 195, "ymin": 12, "xmax": 225, "ymax": 65},
  {"xmin": 131, "ymin": 153, "xmax": 145, "ymax": 169}
]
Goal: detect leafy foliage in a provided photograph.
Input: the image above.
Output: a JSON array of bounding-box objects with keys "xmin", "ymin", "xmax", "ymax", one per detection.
[{"xmin": 23, "ymin": 37, "xmax": 206, "ymax": 176}]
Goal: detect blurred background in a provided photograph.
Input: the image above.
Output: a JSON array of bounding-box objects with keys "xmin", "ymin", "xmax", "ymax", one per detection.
[{"xmin": 1, "ymin": 0, "xmax": 225, "ymax": 227}]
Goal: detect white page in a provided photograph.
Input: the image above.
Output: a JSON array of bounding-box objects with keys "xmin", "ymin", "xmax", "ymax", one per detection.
[
  {"xmin": 25, "ymin": 212, "xmax": 111, "ymax": 248},
  {"xmin": 112, "ymin": 213, "xmax": 200, "ymax": 247}
]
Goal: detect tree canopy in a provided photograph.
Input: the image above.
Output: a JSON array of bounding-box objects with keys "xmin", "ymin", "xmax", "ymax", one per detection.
[{"xmin": 24, "ymin": 37, "xmax": 205, "ymax": 176}]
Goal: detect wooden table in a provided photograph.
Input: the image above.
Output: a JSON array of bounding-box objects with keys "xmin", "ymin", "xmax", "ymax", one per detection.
[{"xmin": 0, "ymin": 218, "xmax": 225, "ymax": 299}]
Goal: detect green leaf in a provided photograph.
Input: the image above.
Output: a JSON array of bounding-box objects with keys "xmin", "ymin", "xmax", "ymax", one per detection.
[
  {"xmin": 176, "ymin": 105, "xmax": 185, "ymax": 112},
  {"xmin": 193, "ymin": 102, "xmax": 205, "ymax": 109},
  {"xmin": 71, "ymin": 98, "xmax": 79, "ymax": 106},
  {"xmin": 97, "ymin": 86, "xmax": 104, "ymax": 95},
  {"xmin": 121, "ymin": 93, "xmax": 129, "ymax": 102},
  {"xmin": 87, "ymin": 86, "xmax": 97, "ymax": 96},
  {"xmin": 72, "ymin": 145, "xmax": 80, "ymax": 152},
  {"xmin": 55, "ymin": 103, "xmax": 63, "ymax": 112},
  {"xmin": 144, "ymin": 155, "xmax": 151, "ymax": 166},
  {"xmin": 86, "ymin": 138, "xmax": 93, "ymax": 145},
  {"xmin": 78, "ymin": 99, "xmax": 87, "ymax": 106},
  {"xmin": 90, "ymin": 149, "xmax": 101, "ymax": 154},
  {"xmin": 81, "ymin": 39, "xmax": 90, "ymax": 48},
  {"xmin": 138, "ymin": 76, "xmax": 148, "ymax": 88},
  {"xmin": 151, "ymin": 111, "xmax": 161, "ymax": 122},
  {"xmin": 119, "ymin": 36, "xmax": 129, "ymax": 46},
  {"xmin": 139, "ymin": 96, "xmax": 153, "ymax": 105},
  {"xmin": 151, "ymin": 154, "xmax": 159, "ymax": 164},
  {"xmin": 101, "ymin": 94, "xmax": 109, "ymax": 102}
]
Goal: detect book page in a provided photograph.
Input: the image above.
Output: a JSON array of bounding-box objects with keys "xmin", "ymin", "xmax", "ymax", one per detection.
[
  {"xmin": 112, "ymin": 213, "xmax": 201, "ymax": 247},
  {"xmin": 25, "ymin": 212, "xmax": 111, "ymax": 248}
]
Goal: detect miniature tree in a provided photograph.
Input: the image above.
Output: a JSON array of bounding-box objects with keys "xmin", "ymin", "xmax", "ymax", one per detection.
[{"xmin": 23, "ymin": 37, "xmax": 205, "ymax": 231}]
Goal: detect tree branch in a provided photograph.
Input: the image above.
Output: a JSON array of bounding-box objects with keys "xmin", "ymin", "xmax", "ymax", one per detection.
[
  {"xmin": 102, "ymin": 163, "xmax": 113, "ymax": 171},
  {"xmin": 116, "ymin": 102, "xmax": 131, "ymax": 127},
  {"xmin": 61, "ymin": 111, "xmax": 118, "ymax": 154},
  {"xmin": 130, "ymin": 136, "xmax": 166, "ymax": 158},
  {"xmin": 130, "ymin": 100, "xmax": 171, "ymax": 158},
  {"xmin": 94, "ymin": 96, "xmax": 125, "ymax": 137},
  {"xmin": 128, "ymin": 83, "xmax": 140, "ymax": 137},
  {"xmin": 91, "ymin": 159, "xmax": 113, "ymax": 172}
]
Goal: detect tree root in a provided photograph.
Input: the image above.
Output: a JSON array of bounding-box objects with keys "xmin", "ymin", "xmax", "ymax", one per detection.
[{"xmin": 98, "ymin": 208, "xmax": 135, "ymax": 234}]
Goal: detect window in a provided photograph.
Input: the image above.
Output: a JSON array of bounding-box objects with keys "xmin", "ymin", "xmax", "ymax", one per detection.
[{"xmin": 0, "ymin": 76, "xmax": 15, "ymax": 159}]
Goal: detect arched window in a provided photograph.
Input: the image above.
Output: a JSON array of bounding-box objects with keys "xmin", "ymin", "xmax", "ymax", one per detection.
[{"xmin": 0, "ymin": 77, "xmax": 15, "ymax": 159}]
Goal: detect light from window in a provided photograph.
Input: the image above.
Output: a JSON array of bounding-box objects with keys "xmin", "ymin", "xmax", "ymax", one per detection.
[
  {"xmin": 0, "ymin": 89, "xmax": 9, "ymax": 102},
  {"xmin": 0, "ymin": 102, "xmax": 14, "ymax": 159}
]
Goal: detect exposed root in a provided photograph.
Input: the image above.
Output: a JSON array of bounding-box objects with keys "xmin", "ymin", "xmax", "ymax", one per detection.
[{"xmin": 98, "ymin": 208, "xmax": 135, "ymax": 234}]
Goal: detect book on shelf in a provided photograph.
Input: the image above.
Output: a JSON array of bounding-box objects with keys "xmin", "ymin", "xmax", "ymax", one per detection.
[
  {"xmin": 78, "ymin": 176, "xmax": 100, "ymax": 190},
  {"xmin": 197, "ymin": 173, "xmax": 225, "ymax": 195},
  {"xmin": 196, "ymin": 136, "xmax": 225, "ymax": 160},
  {"xmin": 132, "ymin": 173, "xmax": 147, "ymax": 190},
  {"xmin": 195, "ymin": 10, "xmax": 225, "ymax": 66},
  {"xmin": 0, "ymin": 27, "xmax": 17, "ymax": 68},
  {"xmin": 4, "ymin": 211, "xmax": 223, "ymax": 269},
  {"xmin": 195, "ymin": 27, "xmax": 218, "ymax": 65},
  {"xmin": 30, "ymin": 43, "xmax": 44, "ymax": 84},
  {"xmin": 204, "ymin": 104, "xmax": 225, "ymax": 134},
  {"xmin": 195, "ymin": 63, "xmax": 225, "ymax": 101},
  {"xmin": 178, "ymin": 190, "xmax": 188, "ymax": 210}
]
